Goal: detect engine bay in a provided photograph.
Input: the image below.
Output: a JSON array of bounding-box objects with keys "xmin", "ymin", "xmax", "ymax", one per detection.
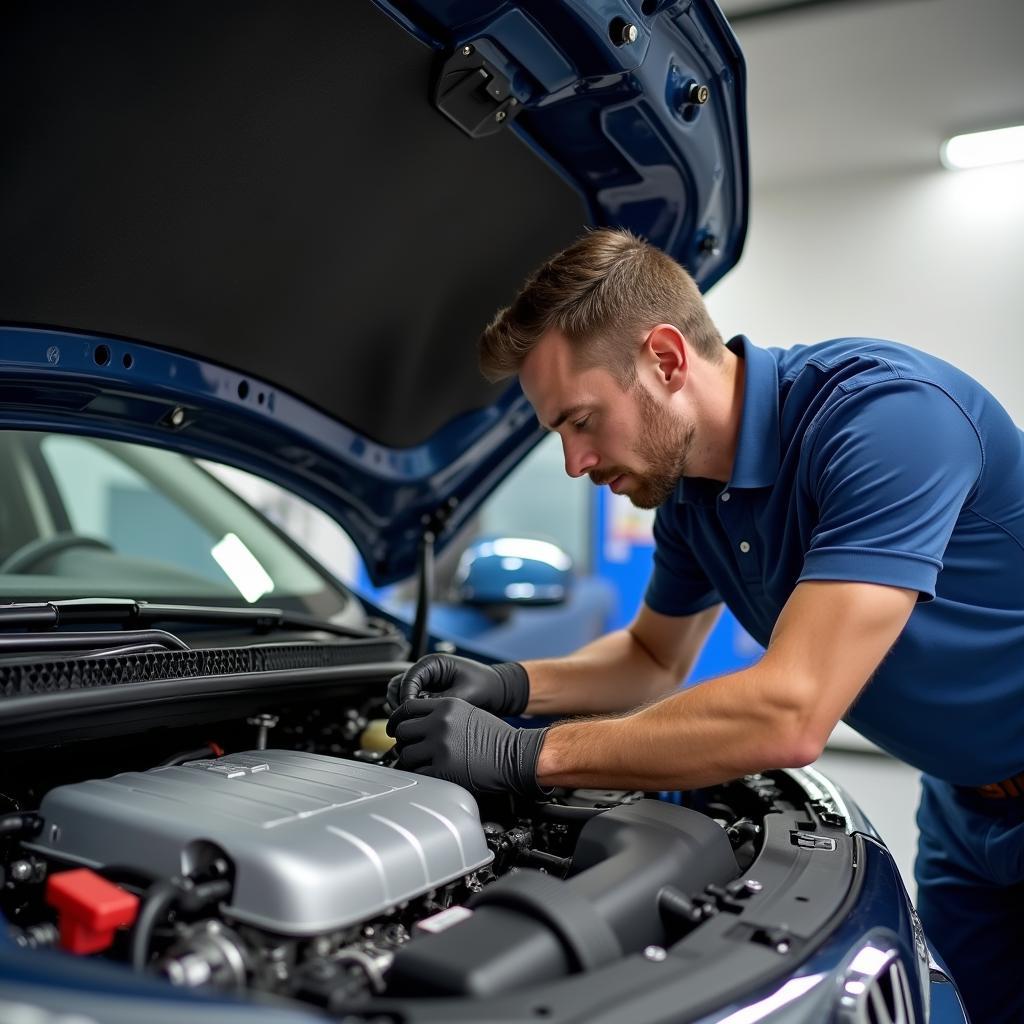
[{"xmin": 0, "ymin": 647, "xmax": 861, "ymax": 1022}]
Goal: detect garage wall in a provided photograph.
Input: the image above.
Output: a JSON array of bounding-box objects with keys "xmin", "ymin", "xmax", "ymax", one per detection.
[{"xmin": 705, "ymin": 162, "xmax": 1024, "ymax": 421}]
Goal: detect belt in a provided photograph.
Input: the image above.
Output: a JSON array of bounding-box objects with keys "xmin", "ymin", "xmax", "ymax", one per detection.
[{"xmin": 972, "ymin": 771, "xmax": 1024, "ymax": 799}]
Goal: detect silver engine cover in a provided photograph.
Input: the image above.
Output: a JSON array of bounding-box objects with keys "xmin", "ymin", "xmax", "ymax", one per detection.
[{"xmin": 30, "ymin": 750, "xmax": 493, "ymax": 935}]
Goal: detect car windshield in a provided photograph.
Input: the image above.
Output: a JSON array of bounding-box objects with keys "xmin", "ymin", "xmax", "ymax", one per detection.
[{"xmin": 0, "ymin": 430, "xmax": 350, "ymax": 619}]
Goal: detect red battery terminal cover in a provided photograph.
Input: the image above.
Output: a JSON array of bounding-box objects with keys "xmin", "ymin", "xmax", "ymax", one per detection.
[{"xmin": 45, "ymin": 868, "xmax": 140, "ymax": 954}]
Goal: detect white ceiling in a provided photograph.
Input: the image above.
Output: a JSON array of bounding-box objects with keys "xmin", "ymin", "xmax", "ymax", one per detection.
[{"xmin": 716, "ymin": 0, "xmax": 1024, "ymax": 188}]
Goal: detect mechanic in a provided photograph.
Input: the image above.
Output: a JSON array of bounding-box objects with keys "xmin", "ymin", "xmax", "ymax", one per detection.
[{"xmin": 386, "ymin": 228, "xmax": 1024, "ymax": 1024}]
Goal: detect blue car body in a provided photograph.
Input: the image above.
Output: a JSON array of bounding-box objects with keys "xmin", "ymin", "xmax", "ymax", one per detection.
[{"xmin": 0, "ymin": 2, "xmax": 966, "ymax": 1021}]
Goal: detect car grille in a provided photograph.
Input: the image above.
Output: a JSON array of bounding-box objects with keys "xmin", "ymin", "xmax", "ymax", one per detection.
[{"xmin": 839, "ymin": 943, "xmax": 916, "ymax": 1024}]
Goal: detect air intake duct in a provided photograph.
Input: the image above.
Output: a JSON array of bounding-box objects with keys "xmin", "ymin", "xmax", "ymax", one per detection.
[{"xmin": 387, "ymin": 799, "xmax": 739, "ymax": 997}]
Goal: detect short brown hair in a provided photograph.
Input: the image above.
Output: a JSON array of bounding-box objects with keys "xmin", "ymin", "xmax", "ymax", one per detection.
[{"xmin": 479, "ymin": 228, "xmax": 723, "ymax": 384}]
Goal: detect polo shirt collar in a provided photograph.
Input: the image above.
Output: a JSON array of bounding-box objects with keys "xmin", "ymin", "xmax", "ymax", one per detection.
[{"xmin": 676, "ymin": 335, "xmax": 781, "ymax": 504}]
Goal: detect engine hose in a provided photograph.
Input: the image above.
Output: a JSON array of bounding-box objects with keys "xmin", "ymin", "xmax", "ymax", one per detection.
[
  {"xmin": 130, "ymin": 880, "xmax": 179, "ymax": 971},
  {"xmin": 177, "ymin": 879, "xmax": 232, "ymax": 914},
  {"xmin": 130, "ymin": 874, "xmax": 233, "ymax": 971},
  {"xmin": 0, "ymin": 813, "xmax": 42, "ymax": 837},
  {"xmin": 534, "ymin": 802, "xmax": 607, "ymax": 824}
]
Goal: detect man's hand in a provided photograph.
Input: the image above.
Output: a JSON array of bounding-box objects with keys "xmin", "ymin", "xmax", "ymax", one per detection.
[
  {"xmin": 386, "ymin": 654, "xmax": 529, "ymax": 716},
  {"xmin": 386, "ymin": 697, "xmax": 549, "ymax": 798}
]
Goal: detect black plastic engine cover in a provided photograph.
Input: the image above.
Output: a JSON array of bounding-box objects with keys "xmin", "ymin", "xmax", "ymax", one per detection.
[
  {"xmin": 570, "ymin": 798, "xmax": 739, "ymax": 953},
  {"xmin": 388, "ymin": 800, "xmax": 739, "ymax": 997}
]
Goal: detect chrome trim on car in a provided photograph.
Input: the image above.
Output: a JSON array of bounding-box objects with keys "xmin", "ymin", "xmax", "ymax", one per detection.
[{"xmin": 838, "ymin": 944, "xmax": 915, "ymax": 1024}]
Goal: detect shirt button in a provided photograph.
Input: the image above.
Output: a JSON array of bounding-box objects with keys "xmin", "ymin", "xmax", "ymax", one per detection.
[
  {"xmin": 720, "ymin": 491, "xmax": 731, "ymax": 502},
  {"xmin": 739, "ymin": 540, "xmax": 751, "ymax": 554}
]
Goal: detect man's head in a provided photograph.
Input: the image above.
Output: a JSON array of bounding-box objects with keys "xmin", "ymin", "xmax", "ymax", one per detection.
[{"xmin": 479, "ymin": 229, "xmax": 725, "ymax": 508}]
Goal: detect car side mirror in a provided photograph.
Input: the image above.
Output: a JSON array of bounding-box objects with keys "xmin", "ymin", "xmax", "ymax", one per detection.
[{"xmin": 454, "ymin": 537, "xmax": 573, "ymax": 608}]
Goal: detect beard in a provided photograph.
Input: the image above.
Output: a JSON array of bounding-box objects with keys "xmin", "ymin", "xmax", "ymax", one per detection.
[{"xmin": 591, "ymin": 384, "xmax": 695, "ymax": 510}]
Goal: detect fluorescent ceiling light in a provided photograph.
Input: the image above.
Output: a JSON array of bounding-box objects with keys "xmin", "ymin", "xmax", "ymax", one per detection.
[
  {"xmin": 211, "ymin": 532, "xmax": 275, "ymax": 603},
  {"xmin": 941, "ymin": 125, "xmax": 1024, "ymax": 170}
]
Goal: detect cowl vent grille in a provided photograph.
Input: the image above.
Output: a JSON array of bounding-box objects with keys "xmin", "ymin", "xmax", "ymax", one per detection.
[{"xmin": 0, "ymin": 638, "xmax": 403, "ymax": 698}]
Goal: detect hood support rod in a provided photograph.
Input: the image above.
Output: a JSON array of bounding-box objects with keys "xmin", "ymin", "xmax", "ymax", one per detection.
[
  {"xmin": 409, "ymin": 499, "xmax": 458, "ymax": 662},
  {"xmin": 409, "ymin": 528, "xmax": 435, "ymax": 663}
]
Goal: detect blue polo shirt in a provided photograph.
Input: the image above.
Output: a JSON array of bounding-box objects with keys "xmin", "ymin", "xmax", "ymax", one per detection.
[{"xmin": 645, "ymin": 336, "xmax": 1024, "ymax": 785}]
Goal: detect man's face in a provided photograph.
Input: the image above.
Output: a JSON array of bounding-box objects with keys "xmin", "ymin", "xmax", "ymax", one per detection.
[{"xmin": 519, "ymin": 328, "xmax": 695, "ymax": 509}]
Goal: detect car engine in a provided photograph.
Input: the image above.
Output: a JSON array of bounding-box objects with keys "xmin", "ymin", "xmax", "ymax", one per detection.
[
  {"xmin": 0, "ymin": 683, "xmax": 857, "ymax": 1019},
  {"xmin": 28, "ymin": 750, "xmax": 494, "ymax": 937},
  {"xmin": 17, "ymin": 749, "xmax": 500, "ymax": 999}
]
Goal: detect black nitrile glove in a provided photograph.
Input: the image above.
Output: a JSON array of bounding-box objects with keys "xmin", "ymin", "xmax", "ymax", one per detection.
[
  {"xmin": 385, "ymin": 654, "xmax": 529, "ymax": 717},
  {"xmin": 387, "ymin": 697, "xmax": 550, "ymax": 798}
]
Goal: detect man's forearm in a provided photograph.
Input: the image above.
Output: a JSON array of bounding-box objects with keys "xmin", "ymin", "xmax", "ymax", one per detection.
[
  {"xmin": 535, "ymin": 659, "xmax": 822, "ymax": 790},
  {"xmin": 521, "ymin": 628, "xmax": 679, "ymax": 716}
]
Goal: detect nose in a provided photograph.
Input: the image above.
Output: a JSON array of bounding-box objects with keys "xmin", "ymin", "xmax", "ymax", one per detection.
[{"xmin": 562, "ymin": 436, "xmax": 599, "ymax": 479}]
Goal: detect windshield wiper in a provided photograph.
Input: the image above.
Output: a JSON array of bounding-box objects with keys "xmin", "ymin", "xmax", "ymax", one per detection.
[
  {"xmin": 0, "ymin": 628, "xmax": 188, "ymax": 658},
  {"xmin": 0, "ymin": 599, "xmax": 373, "ymax": 642}
]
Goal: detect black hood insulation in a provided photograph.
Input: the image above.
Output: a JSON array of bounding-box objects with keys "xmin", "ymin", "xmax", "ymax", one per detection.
[{"xmin": 0, "ymin": 0, "xmax": 587, "ymax": 447}]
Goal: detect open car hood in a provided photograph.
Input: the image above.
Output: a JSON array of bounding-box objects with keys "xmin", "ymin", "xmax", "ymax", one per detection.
[{"xmin": 0, "ymin": 0, "xmax": 747, "ymax": 584}]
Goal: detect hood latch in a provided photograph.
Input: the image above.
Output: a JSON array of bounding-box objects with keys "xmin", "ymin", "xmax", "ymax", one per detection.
[{"xmin": 433, "ymin": 44, "xmax": 521, "ymax": 140}]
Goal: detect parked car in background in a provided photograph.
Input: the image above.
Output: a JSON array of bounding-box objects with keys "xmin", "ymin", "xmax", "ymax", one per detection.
[{"xmin": 0, "ymin": 1, "xmax": 966, "ymax": 1021}]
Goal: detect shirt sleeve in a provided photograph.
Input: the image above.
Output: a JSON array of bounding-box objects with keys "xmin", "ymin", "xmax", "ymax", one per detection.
[
  {"xmin": 644, "ymin": 504, "xmax": 722, "ymax": 616},
  {"xmin": 799, "ymin": 378, "xmax": 983, "ymax": 600}
]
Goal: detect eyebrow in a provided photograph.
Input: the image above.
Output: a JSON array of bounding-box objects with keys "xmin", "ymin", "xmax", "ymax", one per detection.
[{"xmin": 543, "ymin": 404, "xmax": 588, "ymax": 431}]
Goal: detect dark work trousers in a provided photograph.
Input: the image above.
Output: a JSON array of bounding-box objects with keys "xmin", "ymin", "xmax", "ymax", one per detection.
[{"xmin": 915, "ymin": 773, "xmax": 1024, "ymax": 1024}]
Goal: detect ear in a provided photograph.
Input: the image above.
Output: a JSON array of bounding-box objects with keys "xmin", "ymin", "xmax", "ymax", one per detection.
[{"xmin": 644, "ymin": 324, "xmax": 687, "ymax": 393}]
